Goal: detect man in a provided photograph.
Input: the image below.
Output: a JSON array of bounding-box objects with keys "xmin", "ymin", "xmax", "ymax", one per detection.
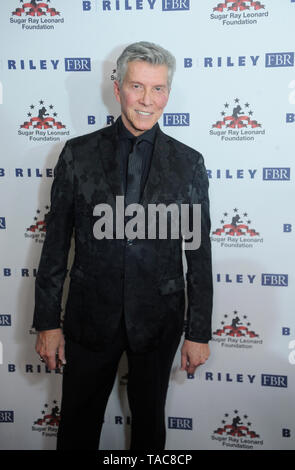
[{"xmin": 33, "ymin": 41, "xmax": 213, "ymax": 450}]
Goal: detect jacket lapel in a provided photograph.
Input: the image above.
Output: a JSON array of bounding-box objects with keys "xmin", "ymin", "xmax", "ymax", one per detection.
[{"xmin": 98, "ymin": 124, "xmax": 124, "ymax": 201}]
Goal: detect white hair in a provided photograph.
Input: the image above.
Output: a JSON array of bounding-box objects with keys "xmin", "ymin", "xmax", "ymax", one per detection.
[{"xmin": 116, "ymin": 41, "xmax": 176, "ymax": 90}]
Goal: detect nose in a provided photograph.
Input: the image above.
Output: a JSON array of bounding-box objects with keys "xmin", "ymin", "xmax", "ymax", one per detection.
[{"xmin": 140, "ymin": 89, "xmax": 152, "ymax": 106}]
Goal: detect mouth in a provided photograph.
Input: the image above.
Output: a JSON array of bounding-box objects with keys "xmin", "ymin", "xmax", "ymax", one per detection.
[{"xmin": 135, "ymin": 110, "xmax": 153, "ymax": 116}]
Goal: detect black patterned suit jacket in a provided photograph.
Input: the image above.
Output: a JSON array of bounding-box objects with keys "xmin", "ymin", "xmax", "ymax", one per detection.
[{"xmin": 33, "ymin": 122, "xmax": 213, "ymax": 353}]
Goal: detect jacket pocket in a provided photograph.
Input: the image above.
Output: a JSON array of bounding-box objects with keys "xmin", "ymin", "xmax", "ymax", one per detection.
[{"xmin": 69, "ymin": 265, "xmax": 98, "ymax": 285}]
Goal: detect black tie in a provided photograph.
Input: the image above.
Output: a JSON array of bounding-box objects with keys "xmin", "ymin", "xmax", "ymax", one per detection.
[{"xmin": 125, "ymin": 139, "xmax": 142, "ymax": 206}]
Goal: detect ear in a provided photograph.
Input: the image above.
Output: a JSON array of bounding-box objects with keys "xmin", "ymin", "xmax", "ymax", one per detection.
[{"xmin": 113, "ymin": 80, "xmax": 121, "ymax": 104}]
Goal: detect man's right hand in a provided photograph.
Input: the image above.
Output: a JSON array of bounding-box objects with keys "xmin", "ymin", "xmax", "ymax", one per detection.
[{"xmin": 35, "ymin": 328, "xmax": 66, "ymax": 371}]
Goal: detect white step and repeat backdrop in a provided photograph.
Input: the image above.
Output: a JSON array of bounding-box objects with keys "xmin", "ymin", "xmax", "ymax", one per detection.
[{"xmin": 0, "ymin": 0, "xmax": 294, "ymax": 451}]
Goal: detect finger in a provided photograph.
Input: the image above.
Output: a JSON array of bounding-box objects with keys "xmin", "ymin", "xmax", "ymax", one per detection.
[
  {"xmin": 187, "ymin": 364, "xmax": 197, "ymax": 375},
  {"xmin": 45, "ymin": 353, "xmax": 58, "ymax": 371},
  {"xmin": 58, "ymin": 343, "xmax": 66, "ymax": 365},
  {"xmin": 57, "ymin": 344, "xmax": 66, "ymax": 363}
]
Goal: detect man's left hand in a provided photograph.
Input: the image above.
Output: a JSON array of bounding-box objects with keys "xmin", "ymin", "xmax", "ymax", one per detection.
[{"xmin": 180, "ymin": 340, "xmax": 210, "ymax": 375}]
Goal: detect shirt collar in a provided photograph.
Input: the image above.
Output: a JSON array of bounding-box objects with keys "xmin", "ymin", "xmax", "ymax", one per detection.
[{"xmin": 116, "ymin": 115, "xmax": 158, "ymax": 145}]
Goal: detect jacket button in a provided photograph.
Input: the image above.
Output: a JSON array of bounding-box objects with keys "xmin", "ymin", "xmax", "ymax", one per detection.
[{"xmin": 126, "ymin": 239, "xmax": 134, "ymax": 246}]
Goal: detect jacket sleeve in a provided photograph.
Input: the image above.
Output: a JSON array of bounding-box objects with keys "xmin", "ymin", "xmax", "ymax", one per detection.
[
  {"xmin": 32, "ymin": 142, "xmax": 74, "ymax": 331},
  {"xmin": 184, "ymin": 152, "xmax": 213, "ymax": 343}
]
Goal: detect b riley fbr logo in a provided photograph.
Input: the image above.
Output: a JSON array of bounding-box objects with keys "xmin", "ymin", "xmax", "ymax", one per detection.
[
  {"xmin": 212, "ymin": 410, "xmax": 263, "ymax": 449},
  {"xmin": 19, "ymin": 100, "xmax": 70, "ymax": 142},
  {"xmin": 210, "ymin": 99, "xmax": 265, "ymax": 141},
  {"xmin": 11, "ymin": 1, "xmax": 64, "ymax": 30},
  {"xmin": 210, "ymin": 1, "xmax": 269, "ymax": 26}
]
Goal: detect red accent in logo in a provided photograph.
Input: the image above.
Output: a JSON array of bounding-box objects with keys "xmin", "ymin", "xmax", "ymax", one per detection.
[
  {"xmin": 213, "ymin": 116, "xmax": 261, "ymax": 129},
  {"xmin": 27, "ymin": 220, "xmax": 46, "ymax": 232},
  {"xmin": 213, "ymin": 224, "xmax": 259, "ymax": 237},
  {"xmin": 214, "ymin": 1, "xmax": 265, "ymax": 12}
]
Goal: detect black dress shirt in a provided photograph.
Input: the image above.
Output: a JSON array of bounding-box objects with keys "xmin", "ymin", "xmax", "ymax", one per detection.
[{"xmin": 116, "ymin": 116, "xmax": 158, "ymax": 200}]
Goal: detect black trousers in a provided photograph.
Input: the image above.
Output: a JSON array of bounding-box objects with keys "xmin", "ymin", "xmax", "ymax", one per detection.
[{"xmin": 56, "ymin": 319, "xmax": 182, "ymax": 450}]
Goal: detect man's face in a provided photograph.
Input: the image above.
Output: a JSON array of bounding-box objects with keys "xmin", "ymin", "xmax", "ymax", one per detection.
[{"xmin": 114, "ymin": 60, "xmax": 170, "ymax": 136}]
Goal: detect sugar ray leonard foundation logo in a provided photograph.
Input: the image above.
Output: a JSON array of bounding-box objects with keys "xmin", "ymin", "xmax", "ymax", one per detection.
[
  {"xmin": 210, "ymin": 99, "xmax": 265, "ymax": 141},
  {"xmin": 212, "ymin": 410, "xmax": 263, "ymax": 449},
  {"xmin": 211, "ymin": 1, "xmax": 269, "ymax": 27},
  {"xmin": 19, "ymin": 100, "xmax": 70, "ymax": 142},
  {"xmin": 212, "ymin": 310, "xmax": 263, "ymax": 349},
  {"xmin": 11, "ymin": 1, "xmax": 64, "ymax": 30},
  {"xmin": 211, "ymin": 207, "xmax": 263, "ymax": 248},
  {"xmin": 32, "ymin": 400, "xmax": 60, "ymax": 437},
  {"xmin": 25, "ymin": 206, "xmax": 49, "ymax": 243}
]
